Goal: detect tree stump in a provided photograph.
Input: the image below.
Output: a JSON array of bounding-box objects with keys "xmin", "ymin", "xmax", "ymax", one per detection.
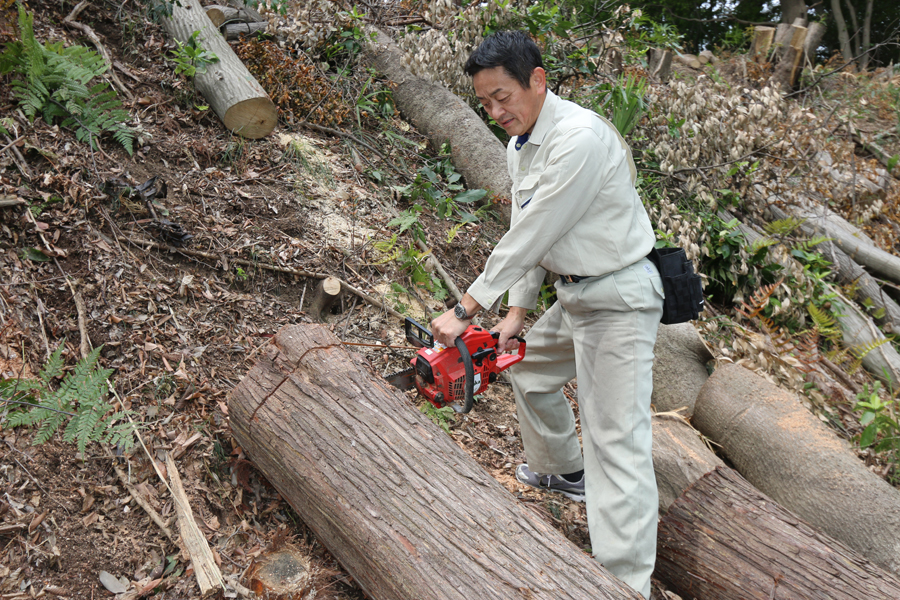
[
  {"xmin": 656, "ymin": 466, "xmax": 900, "ymax": 599},
  {"xmin": 306, "ymin": 276, "xmax": 342, "ymax": 322},
  {"xmin": 750, "ymin": 26, "xmax": 775, "ymax": 62},
  {"xmin": 161, "ymin": 0, "xmax": 276, "ymax": 138},
  {"xmin": 646, "ymin": 48, "xmax": 672, "ymax": 81},
  {"xmin": 228, "ymin": 324, "xmax": 643, "ymax": 600},
  {"xmin": 771, "ymin": 24, "xmax": 808, "ymax": 89},
  {"xmin": 693, "ymin": 363, "xmax": 900, "ymax": 575}
]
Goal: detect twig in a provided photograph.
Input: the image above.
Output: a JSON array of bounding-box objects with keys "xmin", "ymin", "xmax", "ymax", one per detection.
[
  {"xmin": 416, "ymin": 240, "xmax": 462, "ymax": 302},
  {"xmin": 820, "ymin": 356, "xmax": 861, "ymax": 395},
  {"xmin": 0, "ymin": 135, "xmax": 25, "ymax": 157},
  {"xmin": 108, "ymin": 453, "xmax": 177, "ymax": 545},
  {"xmin": 298, "ymin": 121, "xmax": 385, "ymax": 159},
  {"xmin": 127, "ymin": 236, "xmax": 405, "ymax": 319},
  {"xmin": 63, "ymin": 1, "xmax": 134, "ymax": 101},
  {"xmin": 72, "ymin": 292, "xmax": 91, "ymax": 360}
]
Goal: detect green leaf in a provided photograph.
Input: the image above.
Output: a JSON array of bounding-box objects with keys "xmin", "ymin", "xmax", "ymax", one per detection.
[
  {"xmin": 22, "ymin": 247, "xmax": 51, "ymax": 262},
  {"xmin": 454, "ymin": 189, "xmax": 488, "ymax": 204},
  {"xmin": 860, "ymin": 411, "xmax": 876, "ymax": 426},
  {"xmin": 860, "ymin": 423, "xmax": 878, "ymax": 448}
]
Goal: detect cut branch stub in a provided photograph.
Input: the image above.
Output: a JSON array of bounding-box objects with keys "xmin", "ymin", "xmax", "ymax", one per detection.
[{"xmin": 307, "ymin": 276, "xmax": 341, "ymax": 322}]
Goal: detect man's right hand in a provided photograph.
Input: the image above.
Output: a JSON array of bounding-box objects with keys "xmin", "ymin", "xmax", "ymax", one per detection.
[{"xmin": 491, "ymin": 307, "xmax": 527, "ymax": 353}]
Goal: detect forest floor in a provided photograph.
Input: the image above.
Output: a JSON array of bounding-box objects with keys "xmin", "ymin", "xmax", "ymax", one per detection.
[{"xmin": 2, "ymin": 1, "xmax": 899, "ymax": 600}]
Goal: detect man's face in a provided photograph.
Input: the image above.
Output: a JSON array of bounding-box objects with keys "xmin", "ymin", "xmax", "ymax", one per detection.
[{"xmin": 473, "ymin": 66, "xmax": 546, "ymax": 138}]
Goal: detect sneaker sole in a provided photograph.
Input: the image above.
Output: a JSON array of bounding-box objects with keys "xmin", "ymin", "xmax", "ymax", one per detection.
[{"xmin": 516, "ymin": 476, "xmax": 586, "ymax": 503}]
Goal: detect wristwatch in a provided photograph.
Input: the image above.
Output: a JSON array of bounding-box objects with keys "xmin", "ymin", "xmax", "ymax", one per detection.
[{"xmin": 454, "ymin": 303, "xmax": 474, "ymax": 320}]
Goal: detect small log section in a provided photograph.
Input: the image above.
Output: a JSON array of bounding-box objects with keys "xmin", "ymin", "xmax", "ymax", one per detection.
[
  {"xmin": 228, "ymin": 324, "xmax": 642, "ymax": 600},
  {"xmin": 306, "ymin": 276, "xmax": 342, "ymax": 322},
  {"xmin": 693, "ymin": 363, "xmax": 900, "ymax": 575},
  {"xmin": 162, "ymin": 0, "xmax": 276, "ymax": 138},
  {"xmin": 656, "ymin": 466, "xmax": 900, "ymax": 599},
  {"xmin": 750, "ymin": 26, "xmax": 775, "ymax": 62}
]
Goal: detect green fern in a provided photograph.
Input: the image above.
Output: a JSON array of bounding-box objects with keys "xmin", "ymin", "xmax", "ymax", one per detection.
[
  {"xmin": 764, "ymin": 217, "xmax": 805, "ymax": 237},
  {"xmin": 808, "ymin": 303, "xmax": 840, "ymax": 341},
  {"xmin": 2, "ymin": 343, "xmax": 136, "ymax": 455},
  {"xmin": 0, "ymin": 5, "xmax": 134, "ymax": 154},
  {"xmin": 795, "ymin": 236, "xmax": 832, "ymax": 253}
]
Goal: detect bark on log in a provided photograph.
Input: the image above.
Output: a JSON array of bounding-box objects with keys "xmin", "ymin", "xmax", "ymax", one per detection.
[
  {"xmin": 750, "ymin": 26, "xmax": 775, "ymax": 62},
  {"xmin": 698, "ymin": 50, "xmax": 718, "ymax": 65},
  {"xmin": 693, "ymin": 362, "xmax": 900, "ymax": 574},
  {"xmin": 784, "ymin": 198, "xmax": 900, "ymax": 285},
  {"xmin": 651, "ymin": 323, "xmax": 712, "ymax": 415},
  {"xmin": 771, "ymin": 24, "xmax": 807, "ymax": 89},
  {"xmin": 307, "ymin": 276, "xmax": 342, "ymax": 322},
  {"xmin": 646, "ymin": 48, "xmax": 672, "ymax": 81},
  {"xmin": 656, "ymin": 466, "xmax": 900, "ymax": 600},
  {"xmin": 228, "ymin": 324, "xmax": 643, "ymax": 600},
  {"xmin": 223, "ymin": 22, "xmax": 267, "ymax": 41},
  {"xmin": 205, "ymin": 4, "xmax": 263, "ymax": 28},
  {"xmin": 802, "ymin": 21, "xmax": 827, "ymax": 69},
  {"xmin": 363, "ymin": 27, "xmax": 513, "ymax": 222},
  {"xmin": 769, "ymin": 204, "xmax": 900, "ymax": 334},
  {"xmin": 651, "ymin": 415, "xmax": 724, "ymax": 512},
  {"xmin": 161, "ymin": 0, "xmax": 276, "ymax": 138}
]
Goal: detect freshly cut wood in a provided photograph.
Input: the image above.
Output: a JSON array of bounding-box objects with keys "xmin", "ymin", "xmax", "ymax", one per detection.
[
  {"xmin": 656, "ymin": 466, "xmax": 900, "ymax": 600},
  {"xmin": 307, "ymin": 276, "xmax": 341, "ymax": 322},
  {"xmin": 771, "ymin": 23, "xmax": 807, "ymax": 89},
  {"xmin": 223, "ymin": 22, "xmax": 267, "ymax": 41},
  {"xmin": 750, "ymin": 26, "xmax": 775, "ymax": 62},
  {"xmin": 646, "ymin": 48, "xmax": 672, "ymax": 81},
  {"xmin": 228, "ymin": 324, "xmax": 643, "ymax": 600},
  {"xmin": 364, "ymin": 27, "xmax": 512, "ymax": 222},
  {"xmin": 651, "ymin": 322, "xmax": 712, "ymax": 415},
  {"xmin": 698, "ymin": 49, "xmax": 718, "ymax": 65},
  {"xmin": 693, "ymin": 363, "xmax": 900, "ymax": 574},
  {"xmin": 769, "ymin": 204, "xmax": 900, "ymax": 334},
  {"xmin": 204, "ymin": 3, "xmax": 263, "ymax": 28},
  {"xmin": 674, "ymin": 53, "xmax": 701, "ymax": 69},
  {"xmin": 161, "ymin": 0, "xmax": 276, "ymax": 138}
]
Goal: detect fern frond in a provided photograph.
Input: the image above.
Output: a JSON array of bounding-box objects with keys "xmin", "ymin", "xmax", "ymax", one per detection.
[
  {"xmin": 39, "ymin": 344, "xmax": 66, "ymax": 383},
  {"xmin": 750, "ymin": 237, "xmax": 778, "ymax": 253},
  {"xmin": 795, "ymin": 236, "xmax": 832, "ymax": 253},
  {"xmin": 736, "ymin": 278, "xmax": 783, "ymax": 320},
  {"xmin": 764, "ymin": 217, "xmax": 805, "ymax": 237},
  {"xmin": 850, "ymin": 337, "xmax": 891, "ymax": 361},
  {"xmin": 808, "ymin": 303, "xmax": 840, "ymax": 341}
]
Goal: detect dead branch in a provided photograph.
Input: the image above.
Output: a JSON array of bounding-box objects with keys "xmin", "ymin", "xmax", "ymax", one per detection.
[
  {"xmin": 109, "ymin": 455, "xmax": 177, "ymax": 545},
  {"xmin": 63, "ymin": 1, "xmax": 134, "ymax": 101}
]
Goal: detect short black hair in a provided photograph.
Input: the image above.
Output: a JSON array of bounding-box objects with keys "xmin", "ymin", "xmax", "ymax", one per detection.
[{"xmin": 464, "ymin": 30, "xmax": 543, "ymax": 89}]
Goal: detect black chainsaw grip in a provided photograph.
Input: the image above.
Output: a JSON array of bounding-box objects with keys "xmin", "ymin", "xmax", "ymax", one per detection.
[{"xmin": 455, "ymin": 336, "xmax": 475, "ymax": 414}]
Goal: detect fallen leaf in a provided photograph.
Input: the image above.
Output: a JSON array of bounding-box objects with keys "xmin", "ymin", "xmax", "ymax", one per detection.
[
  {"xmin": 82, "ymin": 512, "xmax": 99, "ymax": 527},
  {"xmin": 99, "ymin": 570, "xmax": 128, "ymax": 594}
]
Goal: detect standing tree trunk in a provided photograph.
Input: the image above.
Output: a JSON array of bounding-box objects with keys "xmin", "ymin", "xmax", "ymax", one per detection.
[
  {"xmin": 780, "ymin": 0, "xmax": 807, "ymax": 26},
  {"xmin": 363, "ymin": 27, "xmax": 512, "ymax": 223},
  {"xmin": 228, "ymin": 324, "xmax": 643, "ymax": 600},
  {"xmin": 830, "ymin": 0, "xmax": 855, "ymax": 64},
  {"xmin": 161, "ymin": 0, "xmax": 276, "ymax": 138},
  {"xmin": 802, "ymin": 21, "xmax": 827, "ymax": 70},
  {"xmin": 861, "ymin": 0, "xmax": 874, "ymax": 70},
  {"xmin": 693, "ymin": 363, "xmax": 900, "ymax": 575}
]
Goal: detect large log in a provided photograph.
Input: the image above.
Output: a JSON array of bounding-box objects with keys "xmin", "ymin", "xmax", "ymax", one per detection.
[
  {"xmin": 651, "ymin": 323, "xmax": 712, "ymax": 415},
  {"xmin": 228, "ymin": 324, "xmax": 642, "ymax": 600},
  {"xmin": 693, "ymin": 362, "xmax": 900, "ymax": 574},
  {"xmin": 656, "ymin": 466, "xmax": 900, "ymax": 599},
  {"xmin": 363, "ymin": 27, "xmax": 513, "ymax": 222},
  {"xmin": 161, "ymin": 0, "xmax": 276, "ymax": 138}
]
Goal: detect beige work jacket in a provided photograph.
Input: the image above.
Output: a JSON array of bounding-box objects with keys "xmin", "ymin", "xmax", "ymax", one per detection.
[{"xmin": 467, "ymin": 90, "xmax": 656, "ymax": 310}]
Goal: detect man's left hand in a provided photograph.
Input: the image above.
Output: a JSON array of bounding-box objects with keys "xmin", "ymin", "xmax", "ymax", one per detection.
[{"xmin": 431, "ymin": 308, "xmax": 470, "ymax": 347}]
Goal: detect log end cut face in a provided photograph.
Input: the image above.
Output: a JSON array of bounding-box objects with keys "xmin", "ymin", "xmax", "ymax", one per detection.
[
  {"xmin": 224, "ymin": 97, "xmax": 278, "ymax": 139},
  {"xmin": 247, "ymin": 546, "xmax": 312, "ymax": 598}
]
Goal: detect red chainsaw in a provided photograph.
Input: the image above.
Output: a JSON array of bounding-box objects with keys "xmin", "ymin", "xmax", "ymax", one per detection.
[{"xmin": 386, "ymin": 317, "xmax": 526, "ymax": 413}]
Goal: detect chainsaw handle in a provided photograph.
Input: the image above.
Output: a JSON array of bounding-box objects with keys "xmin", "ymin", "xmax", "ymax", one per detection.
[
  {"xmin": 455, "ymin": 336, "xmax": 475, "ymax": 414},
  {"xmin": 496, "ymin": 337, "xmax": 526, "ymax": 371}
]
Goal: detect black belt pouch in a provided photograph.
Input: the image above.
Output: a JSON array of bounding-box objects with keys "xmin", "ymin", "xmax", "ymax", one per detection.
[{"xmin": 647, "ymin": 247, "xmax": 704, "ymax": 324}]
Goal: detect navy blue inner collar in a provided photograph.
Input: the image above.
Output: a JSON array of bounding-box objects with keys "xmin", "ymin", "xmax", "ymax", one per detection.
[{"xmin": 514, "ymin": 133, "xmax": 530, "ymax": 151}]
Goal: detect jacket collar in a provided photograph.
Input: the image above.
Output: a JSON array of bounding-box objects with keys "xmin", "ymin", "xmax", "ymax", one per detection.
[{"xmin": 527, "ymin": 89, "xmax": 558, "ymax": 147}]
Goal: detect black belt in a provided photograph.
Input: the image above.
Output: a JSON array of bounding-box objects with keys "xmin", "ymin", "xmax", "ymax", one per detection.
[{"xmin": 559, "ymin": 274, "xmax": 589, "ymax": 284}]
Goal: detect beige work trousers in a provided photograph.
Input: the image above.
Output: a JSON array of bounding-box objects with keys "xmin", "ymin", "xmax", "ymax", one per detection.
[{"xmin": 510, "ymin": 258, "xmax": 663, "ymax": 599}]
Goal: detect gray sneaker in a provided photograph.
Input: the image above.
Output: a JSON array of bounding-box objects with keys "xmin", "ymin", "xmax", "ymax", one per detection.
[{"xmin": 515, "ymin": 464, "xmax": 585, "ymax": 502}]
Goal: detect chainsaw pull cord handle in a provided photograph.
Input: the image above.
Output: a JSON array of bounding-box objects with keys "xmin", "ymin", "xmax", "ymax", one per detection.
[{"xmin": 455, "ymin": 336, "xmax": 475, "ymax": 414}]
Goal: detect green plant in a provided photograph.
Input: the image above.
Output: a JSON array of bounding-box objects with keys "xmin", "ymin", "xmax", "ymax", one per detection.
[
  {"xmin": 420, "ymin": 402, "xmax": 456, "ymax": 433},
  {"xmin": 2, "ymin": 344, "xmax": 136, "ymax": 455},
  {"xmin": 0, "ymin": 5, "xmax": 135, "ymax": 154},
  {"xmin": 854, "ymin": 381, "xmax": 900, "ymax": 482},
  {"xmin": 354, "ymin": 74, "xmax": 395, "ymax": 128},
  {"xmin": 592, "ymin": 74, "xmax": 647, "ymax": 137},
  {"xmin": 170, "ymin": 30, "xmax": 219, "ymax": 78}
]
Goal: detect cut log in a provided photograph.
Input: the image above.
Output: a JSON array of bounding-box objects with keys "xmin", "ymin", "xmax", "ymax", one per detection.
[
  {"xmin": 698, "ymin": 49, "xmax": 718, "ymax": 65},
  {"xmin": 651, "ymin": 415, "xmax": 724, "ymax": 512},
  {"xmin": 204, "ymin": 3, "xmax": 263, "ymax": 28},
  {"xmin": 771, "ymin": 24, "xmax": 807, "ymax": 89},
  {"xmin": 769, "ymin": 203, "xmax": 900, "ymax": 334},
  {"xmin": 228, "ymin": 324, "xmax": 643, "ymax": 600},
  {"xmin": 674, "ymin": 53, "xmax": 701, "ymax": 69},
  {"xmin": 306, "ymin": 276, "xmax": 341, "ymax": 322},
  {"xmin": 646, "ymin": 48, "xmax": 672, "ymax": 81},
  {"xmin": 651, "ymin": 322, "xmax": 712, "ymax": 415},
  {"xmin": 782, "ymin": 198, "xmax": 900, "ymax": 286},
  {"xmin": 161, "ymin": 0, "xmax": 276, "ymax": 138},
  {"xmin": 693, "ymin": 362, "xmax": 900, "ymax": 575},
  {"xmin": 364, "ymin": 27, "xmax": 512, "ymax": 222},
  {"xmin": 223, "ymin": 22, "xmax": 267, "ymax": 41},
  {"xmin": 750, "ymin": 26, "xmax": 775, "ymax": 62},
  {"xmin": 656, "ymin": 466, "xmax": 900, "ymax": 600}
]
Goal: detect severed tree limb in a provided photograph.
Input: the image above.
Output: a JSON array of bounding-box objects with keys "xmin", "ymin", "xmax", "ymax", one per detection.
[
  {"xmin": 63, "ymin": 1, "xmax": 134, "ymax": 101},
  {"xmin": 127, "ymin": 236, "xmax": 405, "ymax": 319},
  {"xmin": 109, "ymin": 455, "xmax": 177, "ymax": 545}
]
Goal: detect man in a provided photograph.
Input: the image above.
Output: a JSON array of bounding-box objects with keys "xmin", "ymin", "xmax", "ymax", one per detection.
[{"xmin": 430, "ymin": 31, "xmax": 663, "ymax": 599}]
